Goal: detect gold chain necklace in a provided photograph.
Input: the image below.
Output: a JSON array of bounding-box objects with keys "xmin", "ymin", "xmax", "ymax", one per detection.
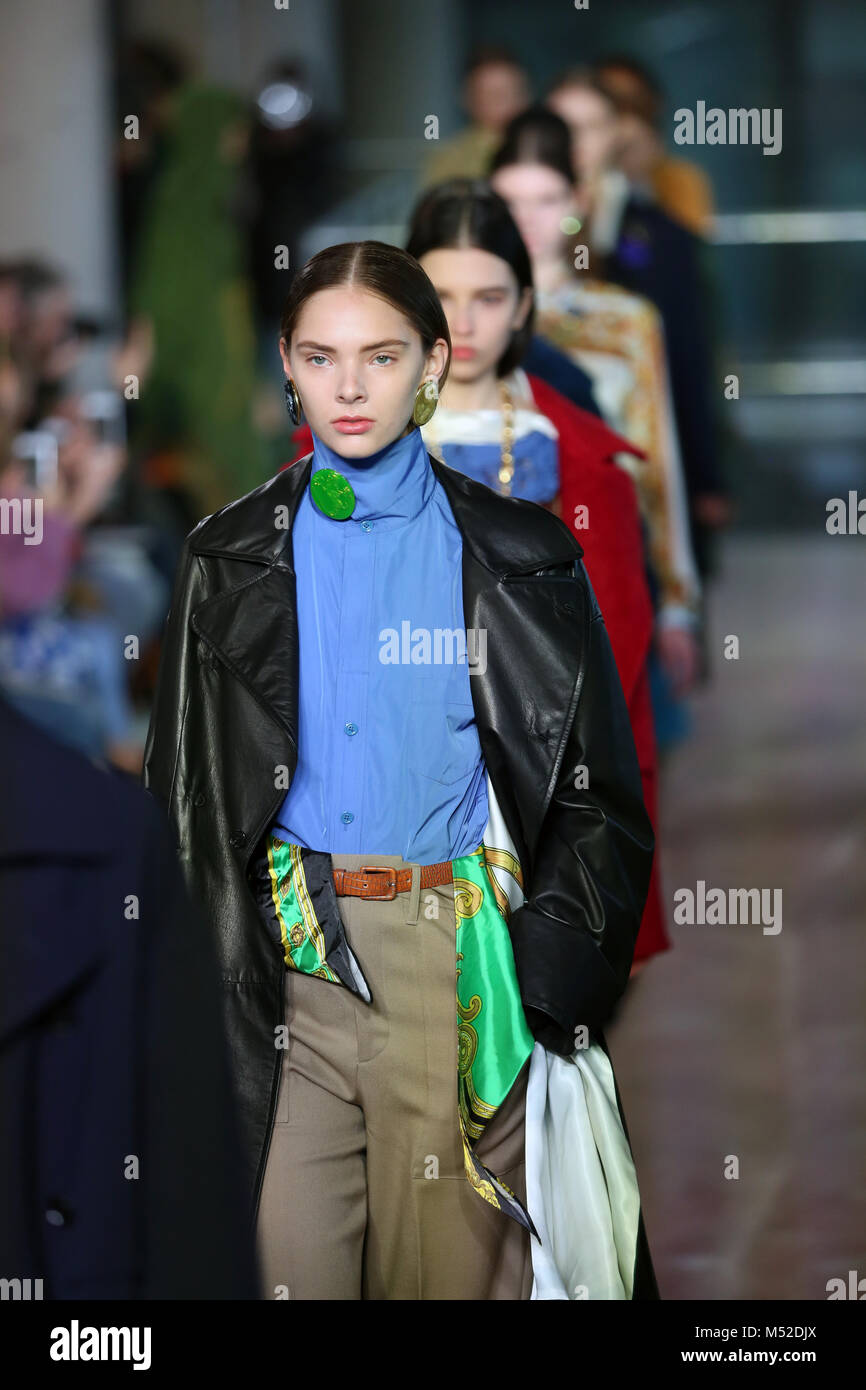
[
  {"xmin": 426, "ymin": 381, "xmax": 516, "ymax": 493},
  {"xmin": 497, "ymin": 379, "xmax": 515, "ymax": 494}
]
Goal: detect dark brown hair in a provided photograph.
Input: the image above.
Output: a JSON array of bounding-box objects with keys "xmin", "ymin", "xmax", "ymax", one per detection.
[
  {"xmin": 489, "ymin": 103, "xmax": 576, "ymax": 187},
  {"xmin": 463, "ymin": 43, "xmax": 526, "ymax": 81},
  {"xmin": 406, "ymin": 178, "xmax": 534, "ymax": 378},
  {"xmin": 280, "ymin": 241, "xmax": 451, "ymax": 391},
  {"xmin": 594, "ymin": 56, "xmax": 663, "ymax": 128}
]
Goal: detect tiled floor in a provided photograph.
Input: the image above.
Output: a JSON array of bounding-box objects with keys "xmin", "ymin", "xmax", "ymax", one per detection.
[{"xmin": 605, "ymin": 532, "xmax": 866, "ymax": 1300}]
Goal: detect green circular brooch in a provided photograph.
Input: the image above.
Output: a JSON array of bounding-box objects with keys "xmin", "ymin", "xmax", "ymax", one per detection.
[{"xmin": 309, "ymin": 467, "xmax": 356, "ymax": 520}]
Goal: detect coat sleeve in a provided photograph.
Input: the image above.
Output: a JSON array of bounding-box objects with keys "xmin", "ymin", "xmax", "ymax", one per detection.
[
  {"xmin": 141, "ymin": 534, "xmax": 204, "ymax": 840},
  {"xmin": 509, "ymin": 561, "xmax": 656, "ymax": 1054}
]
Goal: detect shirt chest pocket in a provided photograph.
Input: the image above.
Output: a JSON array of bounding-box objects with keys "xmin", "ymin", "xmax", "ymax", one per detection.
[{"xmin": 406, "ymin": 679, "xmax": 481, "ymax": 787}]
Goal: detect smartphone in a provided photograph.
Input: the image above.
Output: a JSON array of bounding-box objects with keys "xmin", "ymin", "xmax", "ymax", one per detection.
[
  {"xmin": 10, "ymin": 429, "xmax": 60, "ymax": 491},
  {"xmin": 80, "ymin": 388, "xmax": 126, "ymax": 448}
]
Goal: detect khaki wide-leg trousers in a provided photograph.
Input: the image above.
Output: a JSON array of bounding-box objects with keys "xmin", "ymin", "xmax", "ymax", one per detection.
[{"xmin": 254, "ymin": 849, "xmax": 533, "ymax": 1300}]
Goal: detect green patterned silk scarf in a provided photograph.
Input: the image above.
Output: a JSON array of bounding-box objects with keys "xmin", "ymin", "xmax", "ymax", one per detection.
[
  {"xmin": 259, "ymin": 834, "xmax": 538, "ymax": 1237},
  {"xmin": 452, "ymin": 844, "xmax": 537, "ymax": 1233}
]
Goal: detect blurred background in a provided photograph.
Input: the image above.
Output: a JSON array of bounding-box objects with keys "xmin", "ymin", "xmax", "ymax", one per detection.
[{"xmin": 1, "ymin": 0, "xmax": 863, "ymax": 1299}]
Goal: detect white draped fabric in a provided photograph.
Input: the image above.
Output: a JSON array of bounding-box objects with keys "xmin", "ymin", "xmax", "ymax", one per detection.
[{"xmin": 482, "ymin": 771, "xmax": 642, "ymax": 1300}]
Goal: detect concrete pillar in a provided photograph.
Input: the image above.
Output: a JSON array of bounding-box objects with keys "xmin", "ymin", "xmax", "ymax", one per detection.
[{"xmin": 0, "ymin": 0, "xmax": 116, "ymax": 318}]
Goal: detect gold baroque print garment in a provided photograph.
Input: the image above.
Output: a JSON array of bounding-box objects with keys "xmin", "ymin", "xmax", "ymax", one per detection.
[{"xmin": 536, "ymin": 277, "xmax": 700, "ymax": 618}]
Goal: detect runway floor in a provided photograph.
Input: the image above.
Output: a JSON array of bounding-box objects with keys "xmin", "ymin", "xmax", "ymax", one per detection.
[{"xmin": 605, "ymin": 532, "xmax": 866, "ymax": 1300}]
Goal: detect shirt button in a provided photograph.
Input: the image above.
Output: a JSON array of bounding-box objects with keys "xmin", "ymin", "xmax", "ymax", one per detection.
[
  {"xmin": 344, "ymin": 722, "xmax": 358, "ymax": 736},
  {"xmin": 340, "ymin": 811, "xmax": 354, "ymax": 824},
  {"xmin": 360, "ymin": 519, "xmax": 373, "ymax": 531}
]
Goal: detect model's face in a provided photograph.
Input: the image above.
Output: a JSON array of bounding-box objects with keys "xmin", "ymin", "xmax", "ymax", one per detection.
[
  {"xmin": 490, "ymin": 163, "xmax": 576, "ymax": 263},
  {"xmin": 464, "ymin": 62, "xmax": 529, "ymax": 132},
  {"xmin": 546, "ymin": 86, "xmax": 620, "ymax": 182},
  {"xmin": 417, "ymin": 247, "xmax": 530, "ymax": 387},
  {"xmin": 616, "ymin": 112, "xmax": 661, "ymax": 181},
  {"xmin": 281, "ymin": 286, "xmax": 448, "ymax": 457}
]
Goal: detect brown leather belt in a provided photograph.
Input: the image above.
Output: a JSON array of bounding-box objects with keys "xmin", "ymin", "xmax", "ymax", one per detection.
[{"xmin": 332, "ymin": 861, "xmax": 453, "ymax": 901}]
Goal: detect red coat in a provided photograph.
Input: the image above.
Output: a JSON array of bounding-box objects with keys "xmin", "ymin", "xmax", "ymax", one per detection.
[
  {"xmin": 280, "ymin": 386, "xmax": 670, "ymax": 963},
  {"xmin": 526, "ymin": 375, "xmax": 668, "ymax": 962}
]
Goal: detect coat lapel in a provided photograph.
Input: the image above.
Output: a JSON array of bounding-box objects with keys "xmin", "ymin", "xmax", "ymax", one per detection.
[
  {"xmin": 189, "ymin": 455, "xmax": 309, "ymax": 752},
  {"xmin": 191, "ymin": 566, "xmax": 301, "ymax": 752}
]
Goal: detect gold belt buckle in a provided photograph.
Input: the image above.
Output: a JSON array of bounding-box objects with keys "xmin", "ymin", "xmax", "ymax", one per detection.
[{"xmin": 358, "ymin": 865, "xmax": 398, "ymax": 900}]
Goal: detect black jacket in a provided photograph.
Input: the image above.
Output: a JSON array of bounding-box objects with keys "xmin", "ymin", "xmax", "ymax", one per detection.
[
  {"xmin": 0, "ymin": 692, "xmax": 259, "ymax": 1298},
  {"xmin": 142, "ymin": 449, "xmax": 655, "ymax": 1236},
  {"xmin": 606, "ymin": 195, "xmax": 725, "ymax": 509},
  {"xmin": 523, "ymin": 334, "xmax": 602, "ymax": 416}
]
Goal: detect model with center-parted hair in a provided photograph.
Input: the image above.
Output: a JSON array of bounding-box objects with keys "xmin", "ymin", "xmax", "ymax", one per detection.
[
  {"xmin": 143, "ymin": 238, "xmax": 658, "ymax": 1300},
  {"xmin": 403, "ymin": 177, "xmax": 669, "ymax": 971}
]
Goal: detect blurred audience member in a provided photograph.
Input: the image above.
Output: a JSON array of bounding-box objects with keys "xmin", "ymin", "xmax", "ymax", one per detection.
[
  {"xmin": 0, "ymin": 418, "xmax": 143, "ymax": 770},
  {"xmin": 0, "ymin": 261, "xmax": 84, "ymax": 429},
  {"xmin": 0, "ymin": 266, "xmax": 29, "ymax": 423},
  {"xmin": 114, "ymin": 37, "xmax": 191, "ymax": 297},
  {"xmin": 0, "ymin": 690, "xmax": 261, "ymax": 1299},
  {"xmin": 126, "ymin": 80, "xmax": 270, "ymax": 519}
]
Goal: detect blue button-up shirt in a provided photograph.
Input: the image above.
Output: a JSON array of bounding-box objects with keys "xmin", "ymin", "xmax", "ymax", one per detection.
[{"xmin": 271, "ymin": 424, "xmax": 489, "ymax": 862}]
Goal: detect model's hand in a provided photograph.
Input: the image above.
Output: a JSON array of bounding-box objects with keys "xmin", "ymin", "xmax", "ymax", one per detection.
[{"xmin": 656, "ymin": 625, "xmax": 700, "ymax": 697}]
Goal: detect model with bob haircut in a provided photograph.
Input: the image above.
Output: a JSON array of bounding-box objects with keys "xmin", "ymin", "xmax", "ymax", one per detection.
[{"xmin": 143, "ymin": 238, "xmax": 659, "ymax": 1300}]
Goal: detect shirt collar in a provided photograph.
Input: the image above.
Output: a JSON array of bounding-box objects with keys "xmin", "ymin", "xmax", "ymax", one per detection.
[
  {"xmin": 589, "ymin": 168, "xmax": 631, "ymax": 254},
  {"xmin": 308, "ymin": 424, "xmax": 435, "ymax": 531}
]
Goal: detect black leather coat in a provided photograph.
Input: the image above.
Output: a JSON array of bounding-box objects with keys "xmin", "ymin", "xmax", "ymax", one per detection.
[{"xmin": 142, "ymin": 449, "xmax": 655, "ymax": 1246}]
